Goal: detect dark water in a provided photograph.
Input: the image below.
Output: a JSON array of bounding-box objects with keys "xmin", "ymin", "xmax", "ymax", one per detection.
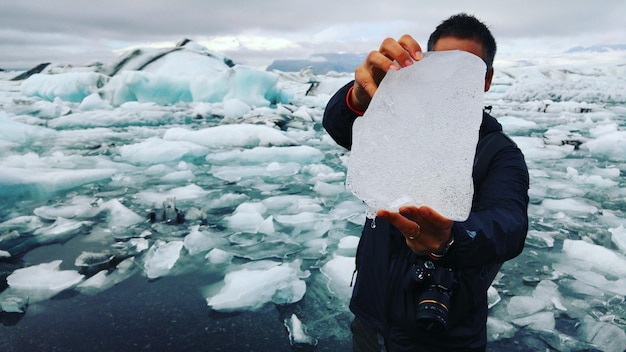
[
  {"xmin": 0, "ymin": 270, "xmax": 354, "ymax": 352},
  {"xmin": 0, "ymin": 234, "xmax": 353, "ymax": 352}
]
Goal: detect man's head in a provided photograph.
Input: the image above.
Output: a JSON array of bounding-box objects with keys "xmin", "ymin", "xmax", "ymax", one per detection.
[{"xmin": 427, "ymin": 13, "xmax": 496, "ymax": 91}]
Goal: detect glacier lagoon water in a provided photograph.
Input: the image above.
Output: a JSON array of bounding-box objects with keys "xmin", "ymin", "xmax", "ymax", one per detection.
[{"xmin": 1, "ymin": 44, "xmax": 626, "ymax": 351}]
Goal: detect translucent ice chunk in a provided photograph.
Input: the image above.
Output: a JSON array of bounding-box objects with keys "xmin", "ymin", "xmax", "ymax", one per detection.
[
  {"xmin": 511, "ymin": 311, "xmax": 555, "ymax": 332},
  {"xmin": 284, "ymin": 313, "xmax": 318, "ymax": 347},
  {"xmin": 143, "ymin": 240, "xmax": 183, "ymax": 279},
  {"xmin": 487, "ymin": 285, "xmax": 501, "ymax": 309},
  {"xmin": 320, "ymin": 255, "xmax": 355, "ymax": 302},
  {"xmin": 506, "ymin": 295, "xmax": 547, "ymax": 318},
  {"xmin": 487, "ymin": 317, "xmax": 516, "ymax": 342},
  {"xmin": 563, "ymin": 239, "xmax": 626, "ymax": 277},
  {"xmin": 609, "ymin": 224, "xmax": 626, "ymax": 254},
  {"xmin": 183, "ymin": 225, "xmax": 224, "ymax": 255},
  {"xmin": 347, "ymin": 51, "xmax": 485, "ymax": 221},
  {"xmin": 206, "ymin": 264, "xmax": 306, "ymax": 311},
  {"xmin": 579, "ymin": 315, "xmax": 626, "ymax": 352},
  {"xmin": 0, "ymin": 294, "xmax": 29, "ymax": 313}
]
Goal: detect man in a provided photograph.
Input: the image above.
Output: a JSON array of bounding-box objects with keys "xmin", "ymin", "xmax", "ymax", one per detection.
[{"xmin": 323, "ymin": 14, "xmax": 529, "ymax": 351}]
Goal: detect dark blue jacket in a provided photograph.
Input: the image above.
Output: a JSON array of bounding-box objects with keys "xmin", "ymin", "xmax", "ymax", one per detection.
[{"xmin": 323, "ymin": 82, "xmax": 529, "ymax": 351}]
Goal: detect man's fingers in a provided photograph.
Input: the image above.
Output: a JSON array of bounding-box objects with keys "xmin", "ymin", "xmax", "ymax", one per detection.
[
  {"xmin": 416, "ymin": 206, "xmax": 453, "ymax": 230},
  {"xmin": 354, "ymin": 50, "xmax": 399, "ymax": 102},
  {"xmin": 354, "ymin": 67, "xmax": 378, "ymax": 101},
  {"xmin": 376, "ymin": 209, "xmax": 418, "ymax": 237},
  {"xmin": 379, "ymin": 37, "xmax": 414, "ymax": 68},
  {"xmin": 398, "ymin": 34, "xmax": 424, "ymax": 61},
  {"xmin": 365, "ymin": 49, "xmax": 400, "ymax": 72},
  {"xmin": 398, "ymin": 205, "xmax": 421, "ymax": 220},
  {"xmin": 354, "ymin": 35, "xmax": 424, "ymax": 105}
]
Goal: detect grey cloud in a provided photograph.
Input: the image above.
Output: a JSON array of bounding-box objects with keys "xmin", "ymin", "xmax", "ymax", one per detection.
[{"xmin": 1, "ymin": 0, "xmax": 625, "ymax": 69}]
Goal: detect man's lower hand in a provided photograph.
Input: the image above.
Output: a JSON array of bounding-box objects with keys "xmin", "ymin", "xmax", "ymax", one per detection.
[{"xmin": 377, "ymin": 205, "xmax": 453, "ymax": 255}]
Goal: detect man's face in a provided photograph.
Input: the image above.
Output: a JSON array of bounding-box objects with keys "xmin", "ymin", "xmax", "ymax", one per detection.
[{"xmin": 432, "ymin": 36, "xmax": 493, "ymax": 92}]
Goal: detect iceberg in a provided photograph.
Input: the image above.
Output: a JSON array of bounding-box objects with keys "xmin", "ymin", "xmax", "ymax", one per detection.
[{"xmin": 21, "ymin": 72, "xmax": 108, "ymax": 102}]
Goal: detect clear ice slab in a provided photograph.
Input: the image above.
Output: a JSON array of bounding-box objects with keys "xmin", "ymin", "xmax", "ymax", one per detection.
[{"xmin": 347, "ymin": 50, "xmax": 486, "ymax": 221}]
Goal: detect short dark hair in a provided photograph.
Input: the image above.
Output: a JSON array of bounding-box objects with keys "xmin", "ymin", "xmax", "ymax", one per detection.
[{"xmin": 427, "ymin": 13, "xmax": 497, "ymax": 70}]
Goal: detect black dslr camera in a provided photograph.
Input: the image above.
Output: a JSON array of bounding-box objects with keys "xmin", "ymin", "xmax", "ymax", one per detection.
[{"xmin": 405, "ymin": 258, "xmax": 456, "ymax": 331}]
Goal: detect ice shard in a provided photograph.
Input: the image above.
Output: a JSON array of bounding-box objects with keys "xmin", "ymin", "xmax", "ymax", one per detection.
[{"xmin": 347, "ymin": 50, "xmax": 486, "ymax": 220}]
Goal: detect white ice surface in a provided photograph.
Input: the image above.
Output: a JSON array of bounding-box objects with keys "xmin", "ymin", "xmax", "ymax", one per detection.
[
  {"xmin": 347, "ymin": 51, "xmax": 485, "ymax": 220},
  {"xmin": 206, "ymin": 262, "xmax": 306, "ymax": 311},
  {"xmin": 143, "ymin": 240, "xmax": 184, "ymax": 279},
  {"xmin": 6, "ymin": 260, "xmax": 84, "ymax": 302}
]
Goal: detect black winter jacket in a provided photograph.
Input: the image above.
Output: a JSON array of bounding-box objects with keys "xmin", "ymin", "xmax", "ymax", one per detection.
[{"xmin": 323, "ymin": 82, "xmax": 529, "ymax": 351}]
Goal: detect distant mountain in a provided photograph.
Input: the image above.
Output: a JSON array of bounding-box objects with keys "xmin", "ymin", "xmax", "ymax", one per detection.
[
  {"xmin": 565, "ymin": 44, "xmax": 626, "ymax": 53},
  {"xmin": 266, "ymin": 53, "xmax": 365, "ymax": 74}
]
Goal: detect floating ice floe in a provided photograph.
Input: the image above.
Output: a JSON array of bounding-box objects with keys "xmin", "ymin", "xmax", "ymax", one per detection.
[
  {"xmin": 609, "ymin": 225, "xmax": 626, "ymax": 254},
  {"xmin": 486, "ymin": 317, "xmax": 516, "ymax": 342},
  {"xmin": 183, "ymin": 225, "xmax": 226, "ymax": 255},
  {"xmin": 0, "ymin": 167, "xmax": 117, "ymax": 199},
  {"xmin": 0, "ymin": 111, "xmax": 56, "ymax": 144},
  {"xmin": 204, "ymin": 248, "xmax": 233, "ymax": 265},
  {"xmin": 143, "ymin": 240, "xmax": 184, "ymax": 279},
  {"xmin": 562, "ymin": 239, "xmax": 626, "ymax": 277},
  {"xmin": 320, "ymin": 255, "xmax": 354, "ymax": 302},
  {"xmin": 163, "ymin": 124, "xmax": 294, "ymax": 148},
  {"xmin": 77, "ymin": 257, "xmax": 137, "ymax": 295},
  {"xmin": 205, "ymin": 145, "xmax": 324, "ymax": 165},
  {"xmin": 284, "ymin": 313, "xmax": 318, "ymax": 348},
  {"xmin": 206, "ymin": 261, "xmax": 307, "ymax": 311},
  {"xmin": 579, "ymin": 315, "xmax": 626, "ymax": 352},
  {"xmin": 5, "ymin": 260, "xmax": 84, "ymax": 302},
  {"xmin": 581, "ymin": 129, "xmax": 626, "ymax": 161},
  {"xmin": 505, "ymin": 280, "xmax": 564, "ymax": 333},
  {"xmin": 118, "ymin": 137, "xmax": 210, "ymax": 165}
]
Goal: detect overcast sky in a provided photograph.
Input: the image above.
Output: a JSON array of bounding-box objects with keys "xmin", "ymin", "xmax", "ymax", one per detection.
[{"xmin": 1, "ymin": 0, "xmax": 625, "ymax": 69}]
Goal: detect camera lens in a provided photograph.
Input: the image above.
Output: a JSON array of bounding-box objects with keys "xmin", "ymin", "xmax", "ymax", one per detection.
[{"xmin": 415, "ymin": 285, "xmax": 451, "ymax": 331}]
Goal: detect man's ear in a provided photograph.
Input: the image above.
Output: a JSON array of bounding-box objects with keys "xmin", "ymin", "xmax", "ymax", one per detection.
[{"xmin": 484, "ymin": 68, "xmax": 494, "ymax": 92}]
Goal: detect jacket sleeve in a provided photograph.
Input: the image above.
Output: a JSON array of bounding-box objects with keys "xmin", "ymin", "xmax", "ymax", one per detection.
[
  {"xmin": 439, "ymin": 145, "xmax": 530, "ymax": 268},
  {"xmin": 322, "ymin": 81, "xmax": 360, "ymax": 150}
]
